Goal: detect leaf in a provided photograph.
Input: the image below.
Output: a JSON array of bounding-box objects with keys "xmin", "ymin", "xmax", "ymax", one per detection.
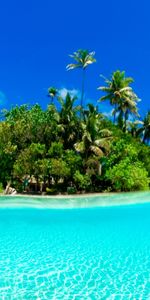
[
  {"xmin": 90, "ymin": 145, "xmax": 104, "ymax": 157},
  {"xmin": 74, "ymin": 141, "xmax": 85, "ymax": 153}
]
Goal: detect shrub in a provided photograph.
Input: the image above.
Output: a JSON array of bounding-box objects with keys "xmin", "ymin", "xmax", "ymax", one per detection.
[
  {"xmin": 106, "ymin": 159, "xmax": 149, "ymax": 191},
  {"xmin": 0, "ymin": 183, "xmax": 3, "ymax": 193},
  {"xmin": 50, "ymin": 159, "xmax": 70, "ymax": 179},
  {"xmin": 73, "ymin": 171, "xmax": 91, "ymax": 191},
  {"xmin": 13, "ymin": 181, "xmax": 24, "ymax": 193},
  {"xmin": 46, "ymin": 187, "xmax": 58, "ymax": 195},
  {"xmin": 67, "ymin": 186, "xmax": 77, "ymax": 194},
  {"xmin": 48, "ymin": 142, "xmax": 64, "ymax": 158},
  {"xmin": 64, "ymin": 150, "xmax": 82, "ymax": 175}
]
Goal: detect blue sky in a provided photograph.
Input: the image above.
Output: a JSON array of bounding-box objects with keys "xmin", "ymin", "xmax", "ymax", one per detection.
[{"xmin": 0, "ymin": 0, "xmax": 150, "ymax": 117}]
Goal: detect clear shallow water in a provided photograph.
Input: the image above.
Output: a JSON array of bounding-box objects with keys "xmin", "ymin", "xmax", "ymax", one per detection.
[
  {"xmin": 0, "ymin": 191, "xmax": 150, "ymax": 209},
  {"xmin": 0, "ymin": 194, "xmax": 150, "ymax": 299}
]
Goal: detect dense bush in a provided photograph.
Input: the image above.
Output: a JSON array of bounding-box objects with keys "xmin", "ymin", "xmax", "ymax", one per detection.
[
  {"xmin": 67, "ymin": 186, "xmax": 77, "ymax": 194},
  {"xmin": 106, "ymin": 160, "xmax": 149, "ymax": 191},
  {"xmin": 0, "ymin": 64, "xmax": 150, "ymax": 194},
  {"xmin": 73, "ymin": 171, "xmax": 91, "ymax": 191}
]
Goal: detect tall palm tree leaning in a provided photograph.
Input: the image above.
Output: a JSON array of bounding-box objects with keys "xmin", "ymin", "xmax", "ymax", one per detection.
[
  {"xmin": 98, "ymin": 70, "xmax": 140, "ymax": 130},
  {"xmin": 66, "ymin": 49, "xmax": 96, "ymax": 114},
  {"xmin": 48, "ymin": 87, "xmax": 58, "ymax": 104}
]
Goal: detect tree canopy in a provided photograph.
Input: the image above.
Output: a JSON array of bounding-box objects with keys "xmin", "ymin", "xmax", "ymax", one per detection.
[{"xmin": 0, "ymin": 49, "xmax": 149, "ymax": 194}]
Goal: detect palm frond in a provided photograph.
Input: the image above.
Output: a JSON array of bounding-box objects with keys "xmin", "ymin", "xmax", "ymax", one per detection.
[
  {"xmin": 66, "ymin": 63, "xmax": 82, "ymax": 70},
  {"xmin": 67, "ymin": 49, "xmax": 96, "ymax": 71},
  {"xmin": 90, "ymin": 145, "xmax": 104, "ymax": 157},
  {"xmin": 74, "ymin": 141, "xmax": 85, "ymax": 153}
]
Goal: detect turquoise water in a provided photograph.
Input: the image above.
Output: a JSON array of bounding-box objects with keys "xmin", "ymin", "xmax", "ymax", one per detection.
[{"xmin": 0, "ymin": 194, "xmax": 150, "ymax": 299}]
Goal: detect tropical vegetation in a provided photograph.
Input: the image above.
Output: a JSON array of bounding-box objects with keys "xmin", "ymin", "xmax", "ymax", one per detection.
[{"xmin": 0, "ymin": 49, "xmax": 149, "ymax": 194}]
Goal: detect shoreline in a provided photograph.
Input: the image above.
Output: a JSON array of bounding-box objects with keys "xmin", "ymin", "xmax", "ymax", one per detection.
[
  {"xmin": 0, "ymin": 190, "xmax": 149, "ymax": 199},
  {"xmin": 0, "ymin": 191, "xmax": 149, "ymax": 209}
]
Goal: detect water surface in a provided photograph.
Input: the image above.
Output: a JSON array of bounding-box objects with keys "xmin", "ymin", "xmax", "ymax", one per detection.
[
  {"xmin": 0, "ymin": 193, "xmax": 150, "ymax": 299},
  {"xmin": 0, "ymin": 191, "xmax": 150, "ymax": 209}
]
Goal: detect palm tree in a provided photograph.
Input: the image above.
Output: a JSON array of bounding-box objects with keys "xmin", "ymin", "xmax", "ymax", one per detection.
[
  {"xmin": 140, "ymin": 111, "xmax": 150, "ymax": 144},
  {"xmin": 66, "ymin": 49, "xmax": 96, "ymax": 112},
  {"xmin": 114, "ymin": 88, "xmax": 140, "ymax": 131},
  {"xmin": 58, "ymin": 92, "xmax": 81, "ymax": 148},
  {"xmin": 47, "ymin": 87, "xmax": 58, "ymax": 104},
  {"xmin": 74, "ymin": 104, "xmax": 112, "ymax": 161},
  {"xmin": 127, "ymin": 120, "xmax": 143, "ymax": 138},
  {"xmin": 98, "ymin": 70, "xmax": 140, "ymax": 129}
]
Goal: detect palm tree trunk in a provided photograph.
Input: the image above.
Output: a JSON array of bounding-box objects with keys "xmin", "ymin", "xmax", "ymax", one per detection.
[
  {"xmin": 114, "ymin": 103, "xmax": 117, "ymax": 124},
  {"xmin": 118, "ymin": 110, "xmax": 123, "ymax": 129},
  {"xmin": 81, "ymin": 69, "xmax": 86, "ymax": 116},
  {"xmin": 51, "ymin": 96, "xmax": 54, "ymax": 105},
  {"xmin": 142, "ymin": 129, "xmax": 146, "ymax": 143},
  {"xmin": 124, "ymin": 110, "xmax": 129, "ymax": 132}
]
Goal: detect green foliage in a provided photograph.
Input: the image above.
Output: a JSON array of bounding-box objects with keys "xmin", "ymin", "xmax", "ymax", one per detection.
[
  {"xmin": 103, "ymin": 138, "xmax": 140, "ymax": 171},
  {"xmin": 46, "ymin": 187, "xmax": 58, "ymax": 195},
  {"xmin": 1, "ymin": 98, "xmax": 150, "ymax": 194},
  {"xmin": 99, "ymin": 70, "xmax": 140, "ymax": 130},
  {"xmin": 13, "ymin": 143, "xmax": 46, "ymax": 178},
  {"xmin": 75, "ymin": 104, "xmax": 112, "ymax": 159},
  {"xmin": 13, "ymin": 180, "xmax": 24, "ymax": 193},
  {"xmin": 106, "ymin": 160, "xmax": 149, "ymax": 191},
  {"xmin": 86, "ymin": 156, "xmax": 101, "ymax": 176},
  {"xmin": 73, "ymin": 171, "xmax": 91, "ymax": 191},
  {"xmin": 66, "ymin": 49, "xmax": 96, "ymax": 70},
  {"xmin": 0, "ymin": 53, "xmax": 149, "ymax": 194},
  {"xmin": 48, "ymin": 142, "xmax": 64, "ymax": 158},
  {"xmin": 138, "ymin": 144, "xmax": 150, "ymax": 176},
  {"xmin": 141, "ymin": 111, "xmax": 150, "ymax": 144},
  {"xmin": 58, "ymin": 93, "xmax": 81, "ymax": 148},
  {"xmin": 47, "ymin": 87, "xmax": 58, "ymax": 104},
  {"xmin": 0, "ymin": 183, "xmax": 3, "ymax": 193},
  {"xmin": 67, "ymin": 186, "xmax": 77, "ymax": 194},
  {"xmin": 67, "ymin": 49, "xmax": 96, "ymax": 110},
  {"xmin": 64, "ymin": 150, "xmax": 82, "ymax": 175},
  {"xmin": 50, "ymin": 158, "xmax": 70, "ymax": 182}
]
